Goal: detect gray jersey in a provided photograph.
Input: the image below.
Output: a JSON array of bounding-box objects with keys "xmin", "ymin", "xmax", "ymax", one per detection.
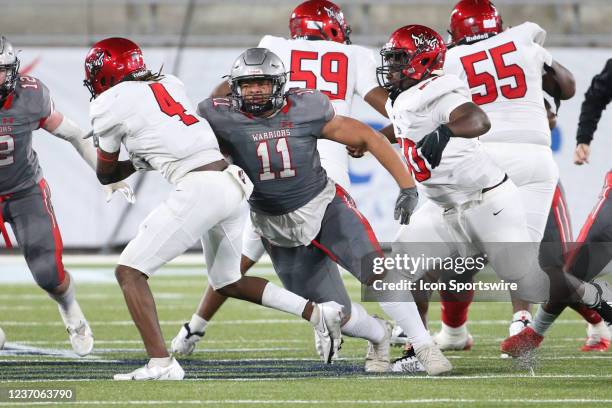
[
  {"xmin": 0, "ymin": 76, "xmax": 52, "ymax": 195},
  {"xmin": 198, "ymin": 89, "xmax": 335, "ymax": 215}
]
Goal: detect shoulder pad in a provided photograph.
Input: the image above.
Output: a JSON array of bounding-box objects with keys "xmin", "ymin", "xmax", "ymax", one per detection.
[
  {"xmin": 510, "ymin": 22, "xmax": 547, "ymax": 46},
  {"xmin": 394, "ymin": 75, "xmax": 469, "ymax": 112}
]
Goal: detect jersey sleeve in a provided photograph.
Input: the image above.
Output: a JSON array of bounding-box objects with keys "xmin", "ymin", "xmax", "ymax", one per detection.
[
  {"xmin": 516, "ymin": 22, "xmax": 553, "ymax": 68},
  {"xmin": 20, "ymin": 77, "xmax": 53, "ymax": 123},
  {"xmin": 416, "ymin": 75, "xmax": 472, "ymax": 124},
  {"xmin": 257, "ymin": 35, "xmax": 274, "ymax": 48},
  {"xmin": 89, "ymin": 93, "xmax": 126, "ymax": 153},
  {"xmin": 290, "ymin": 89, "xmax": 335, "ymax": 138},
  {"xmin": 431, "ymin": 89, "xmax": 472, "ymax": 124},
  {"xmin": 354, "ymin": 46, "xmax": 380, "ymax": 98}
]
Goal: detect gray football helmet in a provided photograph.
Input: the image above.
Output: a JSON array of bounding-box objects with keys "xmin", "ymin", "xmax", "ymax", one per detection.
[
  {"xmin": 228, "ymin": 48, "xmax": 287, "ymax": 115},
  {"xmin": 0, "ymin": 36, "xmax": 19, "ymax": 99}
]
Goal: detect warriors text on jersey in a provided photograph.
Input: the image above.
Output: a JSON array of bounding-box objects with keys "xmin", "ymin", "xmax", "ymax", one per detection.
[
  {"xmin": 0, "ymin": 76, "xmax": 53, "ymax": 195},
  {"xmin": 198, "ymin": 89, "xmax": 335, "ymax": 215},
  {"xmin": 90, "ymin": 75, "xmax": 223, "ymax": 184},
  {"xmin": 386, "ymin": 74, "xmax": 504, "ymax": 207},
  {"xmin": 444, "ymin": 22, "xmax": 553, "ymax": 146}
]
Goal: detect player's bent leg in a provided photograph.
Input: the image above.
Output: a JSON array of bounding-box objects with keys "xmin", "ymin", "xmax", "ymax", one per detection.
[{"xmin": 7, "ymin": 183, "xmax": 93, "ymax": 356}]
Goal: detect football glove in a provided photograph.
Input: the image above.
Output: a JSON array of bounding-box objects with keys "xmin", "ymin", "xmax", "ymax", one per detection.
[
  {"xmin": 416, "ymin": 124, "xmax": 453, "ymax": 169},
  {"xmin": 104, "ymin": 181, "xmax": 135, "ymax": 204},
  {"xmin": 394, "ymin": 186, "xmax": 418, "ymax": 225}
]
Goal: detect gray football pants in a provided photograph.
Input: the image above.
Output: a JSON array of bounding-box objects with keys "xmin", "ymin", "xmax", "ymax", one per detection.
[
  {"xmin": 0, "ymin": 179, "xmax": 66, "ymax": 291},
  {"xmin": 262, "ymin": 184, "xmax": 383, "ymax": 315}
]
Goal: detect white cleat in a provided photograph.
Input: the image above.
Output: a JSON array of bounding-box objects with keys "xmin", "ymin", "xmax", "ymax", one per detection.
[
  {"xmin": 389, "ymin": 325, "xmax": 409, "ymax": 346},
  {"xmin": 365, "ymin": 318, "xmax": 392, "ymax": 373},
  {"xmin": 390, "ymin": 347, "xmax": 426, "ymax": 373},
  {"xmin": 314, "ymin": 328, "xmax": 341, "ymax": 361},
  {"xmin": 66, "ymin": 321, "xmax": 94, "ymax": 357},
  {"xmin": 509, "ymin": 310, "xmax": 532, "ymax": 337},
  {"xmin": 312, "ymin": 301, "xmax": 343, "ymax": 364},
  {"xmin": 414, "ymin": 343, "xmax": 453, "ymax": 376},
  {"xmin": 171, "ymin": 323, "xmax": 205, "ymax": 356},
  {"xmin": 433, "ymin": 322, "xmax": 473, "ymax": 351},
  {"xmin": 114, "ymin": 357, "xmax": 184, "ymax": 380}
]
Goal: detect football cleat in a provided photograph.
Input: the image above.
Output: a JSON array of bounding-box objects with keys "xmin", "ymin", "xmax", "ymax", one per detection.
[
  {"xmin": 590, "ymin": 280, "xmax": 612, "ymax": 325},
  {"xmin": 581, "ymin": 322, "xmax": 611, "ymax": 352},
  {"xmin": 414, "ymin": 343, "xmax": 452, "ymax": 376},
  {"xmin": 312, "ymin": 301, "xmax": 343, "ymax": 364},
  {"xmin": 364, "ymin": 318, "xmax": 392, "ymax": 373},
  {"xmin": 66, "ymin": 320, "xmax": 94, "ymax": 357},
  {"xmin": 509, "ymin": 310, "xmax": 532, "ymax": 337},
  {"xmin": 500, "ymin": 327, "xmax": 543, "ymax": 358},
  {"xmin": 433, "ymin": 322, "xmax": 473, "ymax": 351},
  {"xmin": 171, "ymin": 323, "xmax": 205, "ymax": 356},
  {"xmin": 114, "ymin": 357, "xmax": 184, "ymax": 380},
  {"xmin": 390, "ymin": 346, "xmax": 426, "ymax": 373},
  {"xmin": 390, "ymin": 325, "xmax": 409, "ymax": 346}
]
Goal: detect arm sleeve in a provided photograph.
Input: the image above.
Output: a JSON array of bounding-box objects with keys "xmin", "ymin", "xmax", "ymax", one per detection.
[
  {"xmin": 576, "ymin": 59, "xmax": 612, "ymax": 145},
  {"xmin": 355, "ymin": 47, "xmax": 380, "ymax": 98}
]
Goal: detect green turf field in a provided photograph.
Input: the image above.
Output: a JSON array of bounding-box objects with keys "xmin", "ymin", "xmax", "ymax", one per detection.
[{"xmin": 1, "ymin": 264, "xmax": 611, "ymax": 407}]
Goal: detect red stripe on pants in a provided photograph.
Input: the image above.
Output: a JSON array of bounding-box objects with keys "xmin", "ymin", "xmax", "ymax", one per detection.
[
  {"xmin": 334, "ymin": 183, "xmax": 384, "ymax": 257},
  {"xmin": 37, "ymin": 179, "xmax": 66, "ymax": 284},
  {"xmin": 0, "ymin": 194, "xmax": 12, "ymax": 248}
]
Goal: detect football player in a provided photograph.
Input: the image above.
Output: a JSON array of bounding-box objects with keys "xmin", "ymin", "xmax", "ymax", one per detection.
[
  {"xmin": 378, "ymin": 24, "xmax": 571, "ymax": 369},
  {"xmin": 434, "ymin": 0, "xmax": 577, "ymax": 350},
  {"xmin": 0, "ymin": 36, "xmax": 133, "ymax": 356},
  {"xmin": 501, "ymin": 58, "xmax": 612, "ymax": 357},
  {"xmin": 187, "ymin": 48, "xmax": 452, "ymax": 375},
  {"xmin": 172, "ymin": 0, "xmax": 391, "ymax": 361},
  {"xmin": 86, "ymin": 38, "xmax": 348, "ymax": 380}
]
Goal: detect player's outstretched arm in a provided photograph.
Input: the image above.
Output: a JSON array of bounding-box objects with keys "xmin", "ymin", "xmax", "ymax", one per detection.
[
  {"xmin": 543, "ymin": 60, "xmax": 576, "ymax": 101},
  {"xmin": 44, "ymin": 111, "xmax": 135, "ymax": 203},
  {"xmin": 322, "ymin": 115, "xmax": 415, "ymax": 190}
]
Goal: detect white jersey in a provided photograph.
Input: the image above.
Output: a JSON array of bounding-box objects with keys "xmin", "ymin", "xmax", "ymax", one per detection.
[
  {"xmin": 444, "ymin": 22, "xmax": 553, "ymax": 146},
  {"xmin": 386, "ymin": 74, "xmax": 504, "ymax": 207},
  {"xmin": 90, "ymin": 75, "xmax": 223, "ymax": 185},
  {"xmin": 258, "ymin": 35, "xmax": 380, "ymax": 186}
]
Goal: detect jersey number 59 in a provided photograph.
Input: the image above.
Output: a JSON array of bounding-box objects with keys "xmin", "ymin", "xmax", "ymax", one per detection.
[{"xmin": 290, "ymin": 50, "xmax": 348, "ymax": 100}]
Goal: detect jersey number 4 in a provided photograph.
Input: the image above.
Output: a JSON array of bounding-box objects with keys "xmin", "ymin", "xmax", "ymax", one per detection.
[
  {"xmin": 290, "ymin": 50, "xmax": 348, "ymax": 100},
  {"xmin": 256, "ymin": 138, "xmax": 296, "ymax": 181},
  {"xmin": 149, "ymin": 83, "xmax": 199, "ymax": 126},
  {"xmin": 460, "ymin": 41, "xmax": 527, "ymax": 105}
]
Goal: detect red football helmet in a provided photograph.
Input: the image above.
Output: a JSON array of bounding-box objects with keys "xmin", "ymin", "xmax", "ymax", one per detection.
[
  {"xmin": 377, "ymin": 25, "xmax": 446, "ymax": 91},
  {"xmin": 449, "ymin": 0, "xmax": 503, "ymax": 45},
  {"xmin": 289, "ymin": 0, "xmax": 351, "ymax": 44},
  {"xmin": 83, "ymin": 37, "xmax": 147, "ymax": 99}
]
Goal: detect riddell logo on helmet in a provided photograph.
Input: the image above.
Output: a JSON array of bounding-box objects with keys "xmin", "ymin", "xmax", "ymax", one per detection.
[
  {"xmin": 411, "ymin": 33, "xmax": 438, "ymax": 50},
  {"xmin": 323, "ymin": 6, "xmax": 344, "ymax": 25},
  {"xmin": 465, "ymin": 33, "xmax": 491, "ymax": 43}
]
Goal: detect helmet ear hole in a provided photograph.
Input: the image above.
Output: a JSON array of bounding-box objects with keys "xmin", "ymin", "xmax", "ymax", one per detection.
[
  {"xmin": 100, "ymin": 77, "xmax": 106, "ymax": 86},
  {"xmin": 330, "ymin": 28, "xmax": 338, "ymax": 38},
  {"xmin": 421, "ymin": 58, "xmax": 430, "ymax": 66}
]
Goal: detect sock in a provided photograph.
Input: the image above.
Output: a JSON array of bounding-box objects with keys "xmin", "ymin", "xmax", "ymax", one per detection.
[
  {"xmin": 379, "ymin": 301, "xmax": 432, "ymax": 349},
  {"xmin": 340, "ymin": 302, "xmax": 385, "ymax": 344},
  {"xmin": 589, "ymin": 321, "xmax": 611, "ymax": 340},
  {"xmin": 188, "ymin": 314, "xmax": 208, "ymax": 333},
  {"xmin": 439, "ymin": 321, "xmax": 468, "ymax": 336},
  {"xmin": 581, "ymin": 283, "xmax": 600, "ymax": 308},
  {"xmin": 48, "ymin": 277, "xmax": 84, "ymax": 326},
  {"xmin": 531, "ymin": 306, "xmax": 559, "ymax": 336},
  {"xmin": 148, "ymin": 356, "xmax": 173, "ymax": 368},
  {"xmin": 572, "ymin": 304, "xmax": 603, "ymax": 325},
  {"xmin": 261, "ymin": 282, "xmax": 309, "ymax": 318},
  {"xmin": 439, "ymin": 289, "xmax": 474, "ymax": 328}
]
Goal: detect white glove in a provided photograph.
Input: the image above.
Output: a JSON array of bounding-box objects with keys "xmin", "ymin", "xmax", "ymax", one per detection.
[
  {"xmin": 104, "ymin": 181, "xmax": 136, "ymax": 204},
  {"xmin": 129, "ymin": 152, "xmax": 154, "ymax": 171}
]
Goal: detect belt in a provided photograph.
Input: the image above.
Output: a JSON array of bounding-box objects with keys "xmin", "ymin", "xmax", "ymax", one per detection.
[{"xmin": 482, "ymin": 174, "xmax": 508, "ymax": 194}]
